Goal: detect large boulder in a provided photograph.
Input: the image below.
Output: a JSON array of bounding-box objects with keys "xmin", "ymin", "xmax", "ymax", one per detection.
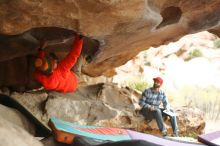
[
  {"xmin": 11, "ymin": 83, "xmax": 205, "ymax": 136},
  {"xmin": 0, "ymin": 116, "xmax": 43, "ymax": 146},
  {"xmin": 0, "ymin": 104, "xmax": 35, "ymax": 135}
]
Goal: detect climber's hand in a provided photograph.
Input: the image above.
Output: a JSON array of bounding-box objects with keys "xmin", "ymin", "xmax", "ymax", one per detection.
[{"xmin": 79, "ymin": 34, "xmax": 84, "ymax": 39}]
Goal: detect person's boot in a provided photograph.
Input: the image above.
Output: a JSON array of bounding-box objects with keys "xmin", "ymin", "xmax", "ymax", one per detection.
[
  {"xmin": 172, "ymin": 132, "xmax": 179, "ymax": 137},
  {"xmin": 161, "ymin": 130, "xmax": 167, "ymax": 137}
]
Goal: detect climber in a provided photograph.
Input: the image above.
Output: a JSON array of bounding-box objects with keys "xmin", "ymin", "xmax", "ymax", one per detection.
[
  {"xmin": 33, "ymin": 34, "xmax": 84, "ymax": 93},
  {"xmin": 139, "ymin": 77, "xmax": 179, "ymax": 137}
]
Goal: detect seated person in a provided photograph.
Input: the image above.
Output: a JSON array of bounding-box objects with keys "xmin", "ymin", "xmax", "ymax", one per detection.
[
  {"xmin": 139, "ymin": 77, "xmax": 179, "ymax": 137},
  {"xmin": 34, "ymin": 34, "xmax": 83, "ymax": 93}
]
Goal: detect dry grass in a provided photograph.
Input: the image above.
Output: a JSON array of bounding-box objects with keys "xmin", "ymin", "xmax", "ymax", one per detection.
[
  {"xmin": 167, "ymin": 85, "xmax": 220, "ymax": 132},
  {"xmin": 124, "ymin": 76, "xmax": 150, "ymax": 92}
]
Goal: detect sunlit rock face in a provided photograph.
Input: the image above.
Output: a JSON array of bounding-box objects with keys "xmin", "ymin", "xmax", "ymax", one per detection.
[{"xmin": 0, "ymin": 0, "xmax": 220, "ymax": 89}]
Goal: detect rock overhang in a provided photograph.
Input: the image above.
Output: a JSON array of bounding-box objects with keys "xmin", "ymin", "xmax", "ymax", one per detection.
[{"xmin": 0, "ymin": 0, "xmax": 220, "ymax": 89}]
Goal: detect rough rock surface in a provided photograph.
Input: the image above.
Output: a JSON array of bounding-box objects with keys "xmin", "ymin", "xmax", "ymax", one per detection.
[
  {"xmin": 0, "ymin": 104, "xmax": 35, "ymax": 135},
  {"xmin": 1, "ymin": 1, "xmax": 220, "ymax": 90},
  {"xmin": 10, "ymin": 83, "xmax": 205, "ymax": 136},
  {"xmin": 0, "ymin": 116, "xmax": 43, "ymax": 146},
  {"xmin": 11, "ymin": 92, "xmax": 48, "ymax": 123}
]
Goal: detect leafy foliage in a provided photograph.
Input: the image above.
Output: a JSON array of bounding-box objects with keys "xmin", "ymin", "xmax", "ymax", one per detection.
[
  {"xmin": 128, "ymin": 78, "xmax": 149, "ymax": 92},
  {"xmin": 185, "ymin": 49, "xmax": 203, "ymax": 61},
  {"xmin": 213, "ymin": 38, "xmax": 220, "ymax": 48}
]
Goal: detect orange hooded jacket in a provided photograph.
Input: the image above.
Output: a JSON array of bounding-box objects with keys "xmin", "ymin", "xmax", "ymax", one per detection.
[{"xmin": 34, "ymin": 36, "xmax": 83, "ymax": 93}]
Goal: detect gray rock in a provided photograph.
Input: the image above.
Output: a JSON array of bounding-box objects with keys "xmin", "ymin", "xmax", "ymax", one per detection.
[
  {"xmin": 11, "ymin": 83, "xmax": 205, "ymax": 136},
  {"xmin": 0, "ymin": 116, "xmax": 43, "ymax": 146},
  {"xmin": 0, "ymin": 104, "xmax": 35, "ymax": 135}
]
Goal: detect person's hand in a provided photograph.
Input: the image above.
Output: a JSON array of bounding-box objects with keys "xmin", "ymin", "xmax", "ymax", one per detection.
[
  {"xmin": 165, "ymin": 107, "xmax": 172, "ymax": 112},
  {"xmin": 75, "ymin": 33, "xmax": 84, "ymax": 40},
  {"xmin": 165, "ymin": 108, "xmax": 170, "ymax": 112},
  {"xmin": 148, "ymin": 106, "xmax": 156, "ymax": 111},
  {"xmin": 79, "ymin": 34, "xmax": 84, "ymax": 39},
  {"xmin": 77, "ymin": 34, "xmax": 84, "ymax": 40}
]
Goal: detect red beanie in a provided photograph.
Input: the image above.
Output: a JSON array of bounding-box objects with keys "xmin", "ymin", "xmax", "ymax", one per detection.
[{"xmin": 153, "ymin": 77, "xmax": 163, "ymax": 84}]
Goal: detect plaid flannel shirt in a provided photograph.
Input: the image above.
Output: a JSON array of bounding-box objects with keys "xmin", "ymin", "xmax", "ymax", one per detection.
[{"xmin": 139, "ymin": 87, "xmax": 170, "ymax": 109}]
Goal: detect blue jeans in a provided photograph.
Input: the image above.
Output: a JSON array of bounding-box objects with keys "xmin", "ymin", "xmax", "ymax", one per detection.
[{"xmin": 140, "ymin": 108, "xmax": 178, "ymax": 134}]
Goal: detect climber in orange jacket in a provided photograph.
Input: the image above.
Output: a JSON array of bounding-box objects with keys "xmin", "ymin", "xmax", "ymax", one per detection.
[{"xmin": 33, "ymin": 34, "xmax": 83, "ymax": 93}]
